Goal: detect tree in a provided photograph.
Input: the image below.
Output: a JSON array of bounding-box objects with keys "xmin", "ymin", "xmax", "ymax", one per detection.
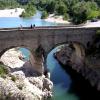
[
  {"xmin": 66, "ymin": 0, "xmax": 79, "ymax": 16},
  {"xmin": 37, "ymin": 0, "xmax": 48, "ymax": 10},
  {"xmin": 56, "ymin": 3, "xmax": 67, "ymax": 15},
  {"xmin": 71, "ymin": 1, "xmax": 99, "ymax": 24},
  {"xmin": 63, "ymin": 13, "xmax": 69, "ymax": 20},
  {"xmin": 72, "ymin": 1, "xmax": 87, "ymax": 24},
  {"xmin": 20, "ymin": 3, "xmax": 36, "ymax": 17},
  {"xmin": 45, "ymin": 1, "xmax": 56, "ymax": 13},
  {"xmin": 41, "ymin": 11, "xmax": 48, "ymax": 19},
  {"xmin": 85, "ymin": 1, "xmax": 99, "ymax": 19},
  {"xmin": 0, "ymin": 0, "xmax": 19, "ymax": 9}
]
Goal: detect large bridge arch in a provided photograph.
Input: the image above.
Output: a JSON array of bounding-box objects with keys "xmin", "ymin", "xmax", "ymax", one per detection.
[{"xmin": 46, "ymin": 41, "xmax": 86, "ymax": 56}]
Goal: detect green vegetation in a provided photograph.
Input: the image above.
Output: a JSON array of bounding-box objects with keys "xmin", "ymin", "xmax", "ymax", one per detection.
[
  {"xmin": 6, "ymin": 92, "xmax": 12, "ymax": 100},
  {"xmin": 0, "ymin": 0, "xmax": 20, "ymax": 9},
  {"xmin": 20, "ymin": 3, "xmax": 36, "ymax": 17},
  {"xmin": 0, "ymin": 92, "xmax": 12, "ymax": 100},
  {"xmin": 11, "ymin": 75, "xmax": 16, "ymax": 82},
  {"xmin": 37, "ymin": 0, "xmax": 100, "ymax": 24},
  {"xmin": 41, "ymin": 11, "xmax": 48, "ymax": 19},
  {"xmin": 0, "ymin": 64, "xmax": 8, "ymax": 77},
  {"xmin": 96, "ymin": 30, "xmax": 100, "ymax": 36},
  {"xmin": 17, "ymin": 84, "xmax": 23, "ymax": 90},
  {"xmin": 63, "ymin": 13, "xmax": 69, "ymax": 20},
  {"xmin": 0, "ymin": 0, "xmax": 100, "ymax": 24}
]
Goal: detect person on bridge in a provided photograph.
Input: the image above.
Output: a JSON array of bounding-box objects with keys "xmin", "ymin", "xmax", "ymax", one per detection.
[
  {"xmin": 30, "ymin": 24, "xmax": 33, "ymax": 29},
  {"xmin": 33, "ymin": 24, "xmax": 35, "ymax": 28}
]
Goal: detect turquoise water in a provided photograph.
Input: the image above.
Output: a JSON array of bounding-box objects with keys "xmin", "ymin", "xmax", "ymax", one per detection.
[
  {"xmin": 19, "ymin": 48, "xmax": 30, "ymax": 60},
  {"xmin": 47, "ymin": 47, "xmax": 79, "ymax": 100},
  {"xmin": 0, "ymin": 11, "xmax": 59, "ymax": 28}
]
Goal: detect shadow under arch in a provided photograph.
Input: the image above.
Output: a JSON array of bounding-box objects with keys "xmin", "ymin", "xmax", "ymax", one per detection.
[
  {"xmin": 46, "ymin": 41, "xmax": 86, "ymax": 78},
  {"xmin": 46, "ymin": 41, "xmax": 86, "ymax": 58}
]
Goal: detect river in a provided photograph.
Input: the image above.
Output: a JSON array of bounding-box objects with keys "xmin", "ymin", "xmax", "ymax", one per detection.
[
  {"xmin": 0, "ymin": 11, "xmax": 61, "ymax": 28},
  {"xmin": 47, "ymin": 47, "xmax": 79, "ymax": 100}
]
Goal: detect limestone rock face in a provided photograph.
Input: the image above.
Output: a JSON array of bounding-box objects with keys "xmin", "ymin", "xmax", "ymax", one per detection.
[
  {"xmin": 43, "ymin": 78, "xmax": 53, "ymax": 91},
  {"xmin": 0, "ymin": 70, "xmax": 53, "ymax": 100},
  {"xmin": 54, "ymin": 43, "xmax": 85, "ymax": 72},
  {"xmin": 55, "ymin": 43, "xmax": 100, "ymax": 91}
]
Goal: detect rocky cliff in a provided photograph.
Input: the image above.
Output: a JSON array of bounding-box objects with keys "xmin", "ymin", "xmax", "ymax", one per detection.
[{"xmin": 54, "ymin": 42, "xmax": 100, "ymax": 91}]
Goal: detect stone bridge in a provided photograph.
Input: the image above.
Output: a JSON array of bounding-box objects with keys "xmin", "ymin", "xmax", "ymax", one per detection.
[{"xmin": 0, "ymin": 26, "xmax": 99, "ymax": 74}]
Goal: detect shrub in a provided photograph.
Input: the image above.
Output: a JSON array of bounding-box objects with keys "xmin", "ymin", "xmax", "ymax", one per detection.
[
  {"xmin": 0, "ymin": 64, "xmax": 8, "ymax": 77},
  {"xmin": 63, "ymin": 13, "xmax": 69, "ymax": 20},
  {"xmin": 41, "ymin": 11, "xmax": 48, "ymax": 19},
  {"xmin": 6, "ymin": 92, "xmax": 12, "ymax": 100},
  {"xmin": 11, "ymin": 75, "xmax": 16, "ymax": 82},
  {"xmin": 20, "ymin": 4, "xmax": 36, "ymax": 18},
  {"xmin": 18, "ymin": 84, "xmax": 23, "ymax": 90}
]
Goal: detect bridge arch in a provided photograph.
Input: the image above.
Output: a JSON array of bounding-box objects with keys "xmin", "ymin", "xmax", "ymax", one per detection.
[
  {"xmin": 46, "ymin": 42, "xmax": 86, "ymax": 73},
  {"xmin": 0, "ymin": 45, "xmax": 44, "ymax": 75},
  {"xmin": 46, "ymin": 41, "xmax": 86, "ymax": 57},
  {"xmin": 0, "ymin": 46, "xmax": 31, "ymax": 57}
]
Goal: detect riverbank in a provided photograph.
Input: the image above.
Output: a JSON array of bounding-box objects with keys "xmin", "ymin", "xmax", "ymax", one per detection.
[
  {"xmin": 44, "ymin": 14, "xmax": 70, "ymax": 24},
  {"xmin": 0, "ymin": 8, "xmax": 24, "ymax": 17},
  {"xmin": 83, "ymin": 20, "xmax": 100, "ymax": 27},
  {"xmin": 44, "ymin": 14, "xmax": 100, "ymax": 26}
]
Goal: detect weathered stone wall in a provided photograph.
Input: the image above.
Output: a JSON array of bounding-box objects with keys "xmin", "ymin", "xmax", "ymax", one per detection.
[{"xmin": 0, "ymin": 27, "xmax": 99, "ymax": 74}]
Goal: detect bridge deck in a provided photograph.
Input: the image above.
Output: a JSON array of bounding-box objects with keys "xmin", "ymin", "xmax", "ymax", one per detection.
[{"xmin": 0, "ymin": 26, "xmax": 100, "ymax": 31}]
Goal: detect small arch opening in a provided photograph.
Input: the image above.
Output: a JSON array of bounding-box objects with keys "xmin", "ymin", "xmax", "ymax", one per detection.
[
  {"xmin": 0, "ymin": 47, "xmax": 41, "ymax": 76},
  {"xmin": 0, "ymin": 47, "xmax": 30, "ymax": 68}
]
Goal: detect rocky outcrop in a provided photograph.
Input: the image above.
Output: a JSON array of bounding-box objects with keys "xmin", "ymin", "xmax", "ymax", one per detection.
[
  {"xmin": 54, "ymin": 43, "xmax": 100, "ymax": 91},
  {"xmin": 0, "ymin": 48, "xmax": 53, "ymax": 100},
  {"xmin": 54, "ymin": 43, "xmax": 85, "ymax": 72},
  {"xmin": 0, "ymin": 71, "xmax": 53, "ymax": 100}
]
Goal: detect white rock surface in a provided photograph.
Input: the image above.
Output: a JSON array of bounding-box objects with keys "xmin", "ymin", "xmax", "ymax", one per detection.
[
  {"xmin": 83, "ymin": 20, "xmax": 100, "ymax": 27},
  {"xmin": 0, "ymin": 48, "xmax": 53, "ymax": 100},
  {"xmin": 0, "ymin": 8, "xmax": 24, "ymax": 17},
  {"xmin": 0, "ymin": 48, "xmax": 25, "ymax": 68},
  {"xmin": 0, "ymin": 70, "xmax": 53, "ymax": 100},
  {"xmin": 45, "ymin": 14, "xmax": 70, "ymax": 24}
]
